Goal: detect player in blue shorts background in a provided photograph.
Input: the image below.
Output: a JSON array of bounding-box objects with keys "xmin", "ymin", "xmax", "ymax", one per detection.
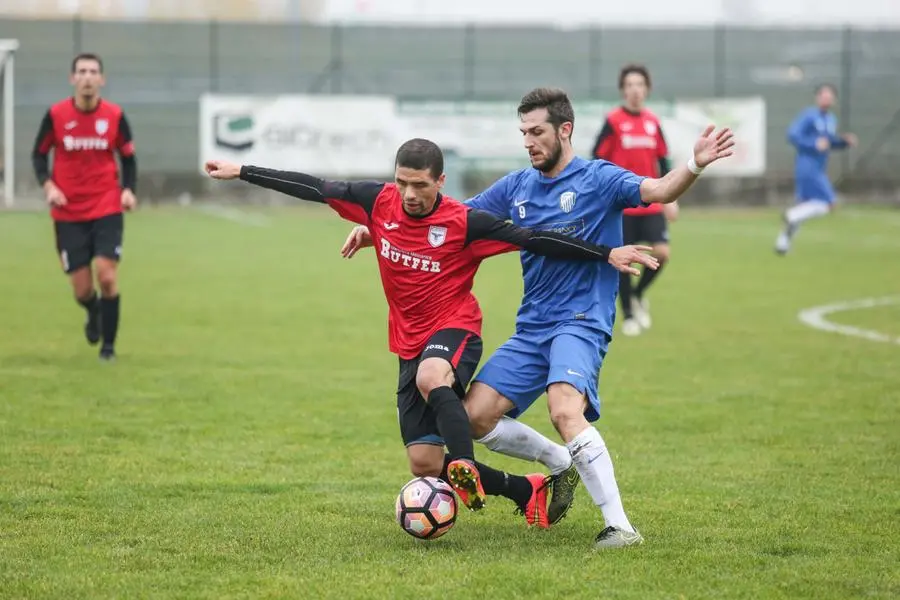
[
  {"xmin": 775, "ymin": 83, "xmax": 857, "ymax": 255},
  {"xmin": 339, "ymin": 88, "xmax": 734, "ymax": 548}
]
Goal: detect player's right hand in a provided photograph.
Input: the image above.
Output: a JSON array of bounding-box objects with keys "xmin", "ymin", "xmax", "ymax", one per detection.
[
  {"xmin": 204, "ymin": 160, "xmax": 241, "ymax": 180},
  {"xmin": 815, "ymin": 136, "xmax": 831, "ymax": 152},
  {"xmin": 340, "ymin": 225, "xmax": 373, "ymax": 259},
  {"xmin": 608, "ymin": 245, "xmax": 659, "ymax": 277},
  {"xmin": 44, "ymin": 182, "xmax": 67, "ymax": 207}
]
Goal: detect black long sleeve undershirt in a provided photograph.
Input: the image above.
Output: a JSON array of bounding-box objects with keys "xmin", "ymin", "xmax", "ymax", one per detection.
[
  {"xmin": 120, "ymin": 155, "xmax": 136, "ymax": 191},
  {"xmin": 466, "ymin": 209, "xmax": 611, "ymax": 262},
  {"xmin": 239, "ymin": 165, "xmax": 382, "ymax": 215}
]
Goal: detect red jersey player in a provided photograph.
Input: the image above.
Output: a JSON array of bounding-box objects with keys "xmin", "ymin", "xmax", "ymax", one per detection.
[
  {"xmin": 592, "ymin": 64, "xmax": 674, "ymax": 337},
  {"xmin": 204, "ymin": 138, "xmax": 656, "ymax": 527},
  {"xmin": 31, "ymin": 53, "xmax": 137, "ymax": 361}
]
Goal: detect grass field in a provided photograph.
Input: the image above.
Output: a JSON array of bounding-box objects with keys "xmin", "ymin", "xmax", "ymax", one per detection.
[{"xmin": 1, "ymin": 204, "xmax": 898, "ymax": 599}]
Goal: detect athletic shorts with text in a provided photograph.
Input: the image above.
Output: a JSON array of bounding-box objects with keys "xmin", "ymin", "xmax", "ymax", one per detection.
[
  {"xmin": 397, "ymin": 328, "xmax": 482, "ymax": 447},
  {"xmin": 54, "ymin": 212, "xmax": 124, "ymax": 274}
]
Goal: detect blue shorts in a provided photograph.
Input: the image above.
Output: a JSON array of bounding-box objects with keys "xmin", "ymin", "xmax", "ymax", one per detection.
[
  {"xmin": 795, "ymin": 172, "xmax": 835, "ymax": 203},
  {"xmin": 472, "ymin": 322, "xmax": 610, "ymax": 422}
]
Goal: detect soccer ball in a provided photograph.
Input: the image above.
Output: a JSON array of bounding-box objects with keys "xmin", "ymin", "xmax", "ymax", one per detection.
[{"xmin": 395, "ymin": 476, "xmax": 457, "ymax": 540}]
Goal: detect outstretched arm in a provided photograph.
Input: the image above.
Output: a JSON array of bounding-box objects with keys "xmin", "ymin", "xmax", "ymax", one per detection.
[
  {"xmin": 638, "ymin": 125, "xmax": 734, "ymax": 205},
  {"xmin": 205, "ymin": 160, "xmax": 383, "ymax": 224},
  {"xmin": 465, "ymin": 209, "xmax": 658, "ymax": 276}
]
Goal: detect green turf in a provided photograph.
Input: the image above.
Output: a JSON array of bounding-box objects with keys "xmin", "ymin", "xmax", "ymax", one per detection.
[
  {"xmin": 1, "ymin": 205, "xmax": 898, "ymax": 599},
  {"xmin": 830, "ymin": 305, "xmax": 900, "ymax": 339}
]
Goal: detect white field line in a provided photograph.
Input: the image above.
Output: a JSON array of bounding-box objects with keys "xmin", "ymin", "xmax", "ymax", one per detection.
[{"xmin": 797, "ymin": 297, "xmax": 900, "ymax": 345}]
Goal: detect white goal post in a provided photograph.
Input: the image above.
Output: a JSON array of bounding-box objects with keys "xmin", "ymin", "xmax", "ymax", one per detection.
[{"xmin": 1, "ymin": 39, "xmax": 19, "ymax": 207}]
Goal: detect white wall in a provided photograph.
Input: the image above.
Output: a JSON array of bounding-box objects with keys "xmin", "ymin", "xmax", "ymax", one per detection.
[{"xmin": 321, "ymin": 0, "xmax": 900, "ymax": 26}]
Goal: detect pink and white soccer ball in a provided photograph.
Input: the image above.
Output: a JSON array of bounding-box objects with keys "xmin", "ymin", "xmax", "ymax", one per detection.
[{"xmin": 395, "ymin": 476, "xmax": 457, "ymax": 539}]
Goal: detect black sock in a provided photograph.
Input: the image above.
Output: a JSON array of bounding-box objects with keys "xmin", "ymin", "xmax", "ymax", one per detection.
[
  {"xmin": 77, "ymin": 291, "xmax": 99, "ymax": 313},
  {"xmin": 618, "ymin": 272, "xmax": 634, "ymax": 318},
  {"xmin": 634, "ymin": 260, "xmax": 666, "ymax": 298},
  {"xmin": 427, "ymin": 386, "xmax": 474, "ymax": 461},
  {"xmin": 100, "ymin": 295, "xmax": 120, "ymax": 348},
  {"xmin": 440, "ymin": 454, "xmax": 533, "ymax": 510}
]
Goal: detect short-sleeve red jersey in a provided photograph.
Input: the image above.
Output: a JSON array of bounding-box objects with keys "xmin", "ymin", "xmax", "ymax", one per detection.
[
  {"xmin": 33, "ymin": 98, "xmax": 135, "ymax": 222},
  {"xmin": 593, "ymin": 107, "xmax": 668, "ymax": 216}
]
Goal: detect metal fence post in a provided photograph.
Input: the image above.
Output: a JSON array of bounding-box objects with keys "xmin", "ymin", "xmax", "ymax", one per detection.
[
  {"xmin": 73, "ymin": 16, "xmax": 82, "ymax": 55},
  {"xmin": 463, "ymin": 24, "xmax": 475, "ymax": 100},
  {"xmin": 714, "ymin": 24, "xmax": 726, "ymax": 97},
  {"xmin": 331, "ymin": 24, "xmax": 343, "ymax": 94},
  {"xmin": 840, "ymin": 26, "xmax": 852, "ymax": 181},
  {"xmin": 588, "ymin": 27, "xmax": 601, "ymax": 98},
  {"xmin": 209, "ymin": 19, "xmax": 219, "ymax": 93}
]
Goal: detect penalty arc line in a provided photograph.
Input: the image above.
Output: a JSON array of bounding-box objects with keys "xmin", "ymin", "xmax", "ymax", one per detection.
[{"xmin": 797, "ymin": 296, "xmax": 900, "ymax": 346}]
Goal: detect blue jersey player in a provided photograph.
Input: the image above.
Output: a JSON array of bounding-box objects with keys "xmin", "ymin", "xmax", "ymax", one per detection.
[
  {"xmin": 340, "ymin": 88, "xmax": 734, "ymax": 549},
  {"xmin": 775, "ymin": 84, "xmax": 857, "ymax": 255}
]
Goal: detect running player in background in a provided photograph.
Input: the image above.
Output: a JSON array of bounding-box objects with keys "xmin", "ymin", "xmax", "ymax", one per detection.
[
  {"xmin": 31, "ymin": 53, "xmax": 137, "ymax": 361},
  {"xmin": 593, "ymin": 64, "xmax": 674, "ymax": 336},
  {"xmin": 775, "ymin": 84, "xmax": 857, "ymax": 255}
]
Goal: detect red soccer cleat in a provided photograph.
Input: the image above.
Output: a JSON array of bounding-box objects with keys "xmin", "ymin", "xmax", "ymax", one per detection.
[
  {"xmin": 446, "ymin": 459, "xmax": 487, "ymax": 511},
  {"xmin": 521, "ymin": 473, "xmax": 551, "ymax": 529}
]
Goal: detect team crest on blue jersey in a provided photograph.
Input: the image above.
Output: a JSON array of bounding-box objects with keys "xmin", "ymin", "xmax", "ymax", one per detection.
[
  {"xmin": 559, "ymin": 191, "xmax": 576, "ymax": 213},
  {"xmin": 95, "ymin": 119, "xmax": 109, "ymax": 135},
  {"xmin": 428, "ymin": 225, "xmax": 448, "ymax": 247}
]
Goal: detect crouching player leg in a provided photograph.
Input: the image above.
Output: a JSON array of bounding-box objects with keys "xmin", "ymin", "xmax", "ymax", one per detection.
[{"xmin": 399, "ymin": 328, "xmax": 550, "ymax": 527}]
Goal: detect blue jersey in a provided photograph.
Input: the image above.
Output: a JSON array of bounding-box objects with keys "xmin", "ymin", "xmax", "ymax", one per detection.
[
  {"xmin": 787, "ymin": 106, "xmax": 848, "ymax": 178},
  {"xmin": 466, "ymin": 156, "xmax": 645, "ymax": 336}
]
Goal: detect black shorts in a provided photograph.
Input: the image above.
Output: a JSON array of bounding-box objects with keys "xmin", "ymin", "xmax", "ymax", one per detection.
[
  {"xmin": 397, "ymin": 328, "xmax": 483, "ymax": 447},
  {"xmin": 54, "ymin": 213, "xmax": 124, "ymax": 274},
  {"xmin": 623, "ymin": 213, "xmax": 668, "ymax": 245}
]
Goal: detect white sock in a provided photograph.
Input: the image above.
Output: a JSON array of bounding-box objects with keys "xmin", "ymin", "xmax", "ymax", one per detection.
[
  {"xmin": 476, "ymin": 417, "xmax": 572, "ymax": 475},
  {"xmin": 567, "ymin": 426, "xmax": 634, "ymax": 532},
  {"xmin": 786, "ymin": 200, "xmax": 830, "ymax": 225}
]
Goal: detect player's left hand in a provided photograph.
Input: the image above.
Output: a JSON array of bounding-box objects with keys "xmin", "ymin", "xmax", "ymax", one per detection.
[
  {"xmin": 341, "ymin": 226, "xmax": 373, "ymax": 258},
  {"xmin": 205, "ymin": 160, "xmax": 241, "ymax": 180},
  {"xmin": 842, "ymin": 133, "xmax": 859, "ymax": 147},
  {"xmin": 121, "ymin": 188, "xmax": 137, "ymax": 211},
  {"xmin": 693, "ymin": 125, "xmax": 735, "ymax": 168},
  {"xmin": 608, "ymin": 245, "xmax": 659, "ymax": 277}
]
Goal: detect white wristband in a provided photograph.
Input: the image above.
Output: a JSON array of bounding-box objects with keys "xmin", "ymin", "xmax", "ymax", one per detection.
[{"xmin": 687, "ymin": 157, "xmax": 704, "ymax": 175}]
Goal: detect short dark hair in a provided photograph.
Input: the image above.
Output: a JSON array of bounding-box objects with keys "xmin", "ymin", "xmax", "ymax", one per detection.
[
  {"xmin": 618, "ymin": 64, "xmax": 651, "ymax": 89},
  {"xmin": 517, "ymin": 87, "xmax": 575, "ymax": 132},
  {"xmin": 815, "ymin": 82, "xmax": 837, "ymax": 96},
  {"xmin": 72, "ymin": 53, "xmax": 103, "ymax": 74},
  {"xmin": 395, "ymin": 138, "xmax": 444, "ymax": 180}
]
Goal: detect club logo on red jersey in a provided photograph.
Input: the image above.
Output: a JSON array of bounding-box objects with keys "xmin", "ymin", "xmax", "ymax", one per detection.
[
  {"xmin": 428, "ymin": 225, "xmax": 448, "ymax": 248},
  {"xmin": 644, "ymin": 120, "xmax": 657, "ymax": 135},
  {"xmin": 559, "ymin": 191, "xmax": 576, "ymax": 213},
  {"xmin": 95, "ymin": 119, "xmax": 109, "ymax": 135}
]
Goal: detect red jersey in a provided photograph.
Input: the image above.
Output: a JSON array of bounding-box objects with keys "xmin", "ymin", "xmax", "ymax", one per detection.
[
  {"xmin": 593, "ymin": 106, "xmax": 669, "ymax": 216},
  {"xmin": 32, "ymin": 98, "xmax": 135, "ymax": 222},
  {"xmin": 238, "ymin": 166, "xmax": 613, "ymax": 359}
]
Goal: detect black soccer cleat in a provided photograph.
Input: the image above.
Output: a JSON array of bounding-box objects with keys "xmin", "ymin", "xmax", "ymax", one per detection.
[
  {"xmin": 84, "ymin": 306, "xmax": 101, "ymax": 346},
  {"xmin": 547, "ymin": 462, "xmax": 580, "ymax": 525},
  {"xmin": 99, "ymin": 344, "xmax": 116, "ymax": 362}
]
